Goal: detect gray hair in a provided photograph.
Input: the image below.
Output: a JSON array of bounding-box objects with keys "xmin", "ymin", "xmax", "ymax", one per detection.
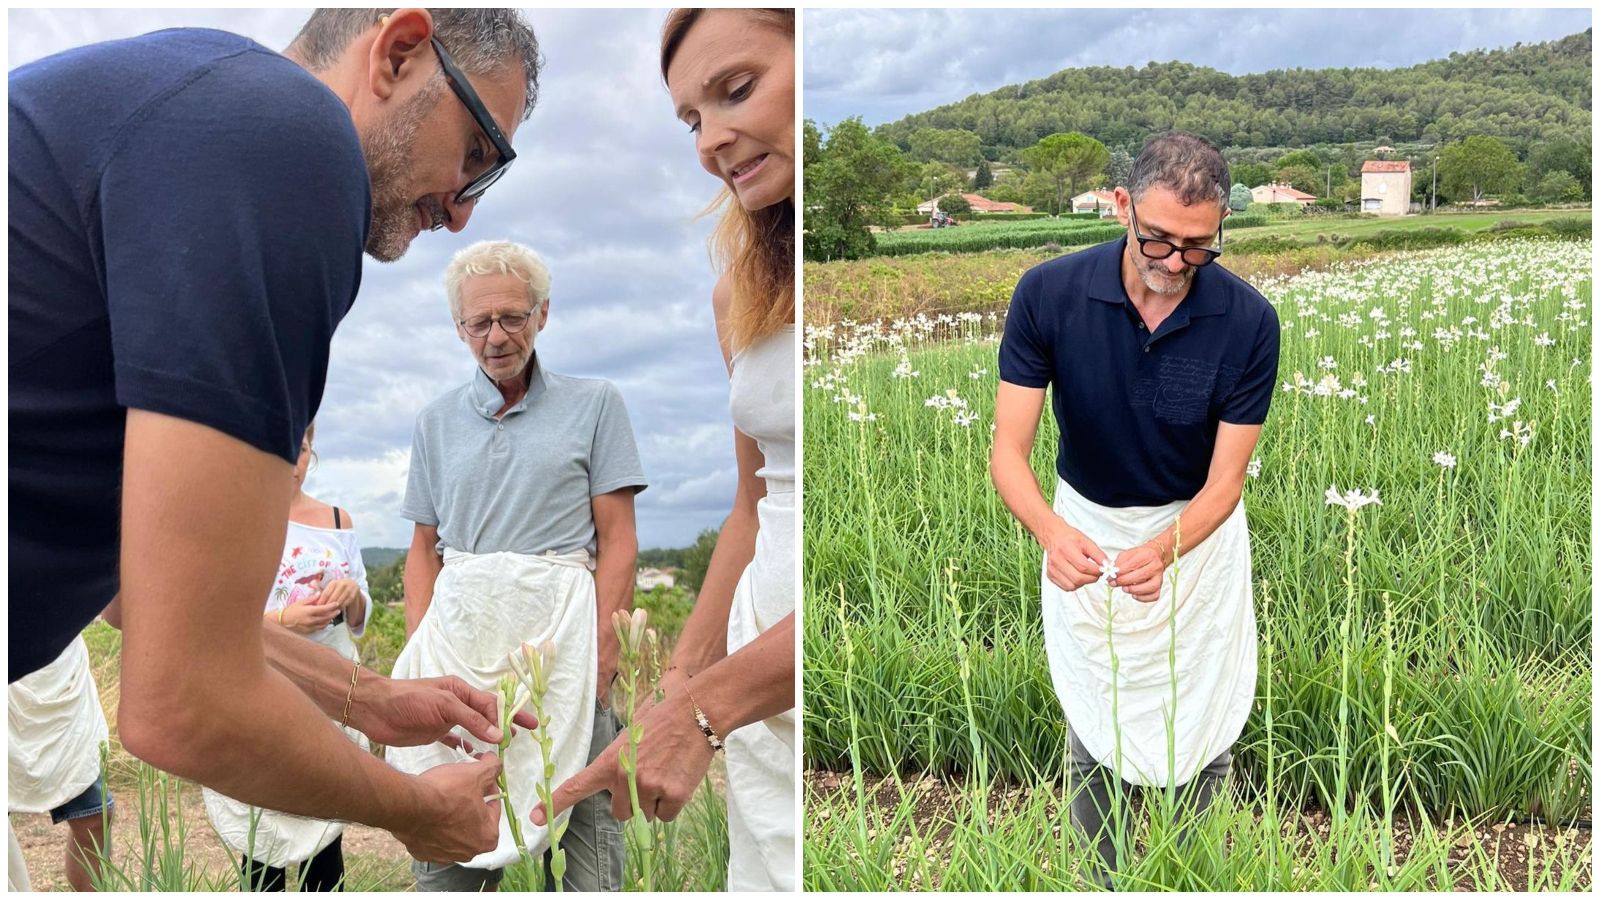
[
  {"xmin": 1126, "ymin": 132, "xmax": 1230, "ymax": 207},
  {"xmin": 286, "ymin": 9, "xmax": 543, "ymax": 120},
  {"xmin": 445, "ymin": 240, "xmax": 552, "ymax": 322}
]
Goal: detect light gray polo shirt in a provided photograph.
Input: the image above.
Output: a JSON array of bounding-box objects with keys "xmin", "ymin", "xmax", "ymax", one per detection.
[{"xmin": 402, "ymin": 357, "xmax": 647, "ymax": 556}]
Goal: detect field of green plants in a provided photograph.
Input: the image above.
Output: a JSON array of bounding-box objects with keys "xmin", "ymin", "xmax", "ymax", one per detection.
[
  {"xmin": 801, "ymin": 240, "xmax": 1592, "ymax": 890},
  {"xmin": 22, "ymin": 590, "xmax": 728, "ymax": 892},
  {"xmin": 869, "ymin": 209, "xmax": 1588, "ymax": 259},
  {"xmin": 875, "ymin": 212, "xmax": 1266, "ymax": 256}
]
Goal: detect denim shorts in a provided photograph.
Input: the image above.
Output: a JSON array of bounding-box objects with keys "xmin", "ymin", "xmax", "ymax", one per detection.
[{"xmin": 50, "ymin": 775, "xmax": 112, "ymax": 825}]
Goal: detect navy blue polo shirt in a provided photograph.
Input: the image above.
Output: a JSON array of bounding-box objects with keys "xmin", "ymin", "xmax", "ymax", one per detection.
[
  {"xmin": 9, "ymin": 29, "xmax": 369, "ymax": 681},
  {"xmin": 999, "ymin": 237, "xmax": 1280, "ymax": 508}
]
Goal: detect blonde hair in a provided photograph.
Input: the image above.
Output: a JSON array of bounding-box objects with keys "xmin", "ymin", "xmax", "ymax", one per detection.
[
  {"xmin": 444, "ymin": 240, "xmax": 551, "ymax": 321},
  {"xmin": 660, "ymin": 9, "xmax": 795, "ymax": 351}
]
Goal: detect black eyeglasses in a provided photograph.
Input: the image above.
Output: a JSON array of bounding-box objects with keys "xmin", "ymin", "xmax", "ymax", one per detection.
[
  {"xmin": 459, "ymin": 311, "xmax": 532, "ymax": 339},
  {"xmin": 431, "ymin": 35, "xmax": 516, "ymax": 205},
  {"xmin": 1128, "ymin": 198, "xmax": 1224, "ymax": 267}
]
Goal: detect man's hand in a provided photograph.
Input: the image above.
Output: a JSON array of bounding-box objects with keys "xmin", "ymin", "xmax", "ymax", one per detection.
[
  {"xmin": 1111, "ymin": 543, "xmax": 1165, "ymax": 603},
  {"xmin": 531, "ymin": 690, "xmax": 713, "ymax": 827},
  {"xmin": 279, "ymin": 599, "xmax": 341, "ymax": 635},
  {"xmin": 349, "ymin": 673, "xmax": 536, "ymax": 750},
  {"xmin": 390, "ymin": 754, "xmax": 504, "ymax": 863},
  {"xmin": 1042, "ymin": 518, "xmax": 1108, "ymax": 592}
]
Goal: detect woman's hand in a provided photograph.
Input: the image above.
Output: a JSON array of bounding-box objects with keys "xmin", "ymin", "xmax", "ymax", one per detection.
[
  {"xmin": 320, "ymin": 578, "xmax": 363, "ymax": 618},
  {"xmin": 532, "ymin": 688, "xmax": 715, "ymax": 827},
  {"xmin": 276, "ymin": 596, "xmax": 341, "ymax": 634}
]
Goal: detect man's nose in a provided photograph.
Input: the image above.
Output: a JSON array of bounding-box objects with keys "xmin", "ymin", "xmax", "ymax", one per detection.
[
  {"xmin": 443, "ymin": 193, "xmax": 476, "ymax": 234},
  {"xmin": 1163, "ymin": 252, "xmax": 1188, "ymax": 273}
]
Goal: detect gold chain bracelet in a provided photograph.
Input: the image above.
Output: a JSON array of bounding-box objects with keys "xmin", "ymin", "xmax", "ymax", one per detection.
[{"xmin": 340, "ymin": 661, "xmax": 361, "ymax": 729}]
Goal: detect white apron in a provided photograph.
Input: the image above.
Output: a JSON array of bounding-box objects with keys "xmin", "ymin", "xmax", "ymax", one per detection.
[
  {"xmin": 201, "ymin": 625, "xmax": 367, "ymax": 866},
  {"xmin": 8, "ymin": 635, "xmax": 109, "ymax": 814},
  {"xmin": 723, "ymin": 325, "xmax": 797, "ymax": 892},
  {"xmin": 1041, "ymin": 477, "xmax": 1256, "ymax": 787},
  {"xmin": 386, "ymin": 549, "xmax": 597, "ymax": 870}
]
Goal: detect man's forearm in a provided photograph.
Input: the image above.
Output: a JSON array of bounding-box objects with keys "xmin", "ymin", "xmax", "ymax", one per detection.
[
  {"xmin": 1146, "ymin": 480, "xmax": 1244, "ymax": 566},
  {"xmin": 261, "ymin": 620, "xmax": 358, "ymax": 716},
  {"xmin": 991, "ymin": 444, "xmax": 1063, "ymax": 545},
  {"xmin": 404, "ymin": 549, "xmax": 441, "ymax": 638},
  {"xmin": 593, "ymin": 534, "xmax": 636, "ymax": 682},
  {"xmin": 122, "ymin": 651, "xmax": 428, "ymax": 832},
  {"xmin": 670, "ymin": 506, "xmax": 758, "ymax": 675}
]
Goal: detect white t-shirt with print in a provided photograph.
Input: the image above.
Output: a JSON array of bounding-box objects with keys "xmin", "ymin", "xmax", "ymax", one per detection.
[{"xmin": 266, "ymin": 519, "xmax": 372, "ymax": 642}]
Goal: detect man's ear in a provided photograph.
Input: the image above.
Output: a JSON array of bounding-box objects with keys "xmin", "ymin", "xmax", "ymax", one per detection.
[
  {"xmin": 537, "ymin": 299, "xmax": 551, "ymax": 332},
  {"xmin": 367, "ymin": 8, "xmax": 436, "ymax": 103},
  {"xmin": 1112, "ymin": 186, "xmax": 1133, "ymax": 228}
]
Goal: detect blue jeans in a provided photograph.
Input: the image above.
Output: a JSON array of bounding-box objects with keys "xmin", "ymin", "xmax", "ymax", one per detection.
[{"xmin": 49, "ymin": 775, "xmax": 112, "ymax": 825}]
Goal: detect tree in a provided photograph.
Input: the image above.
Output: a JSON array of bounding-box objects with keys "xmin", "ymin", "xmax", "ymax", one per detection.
[
  {"xmin": 678, "ymin": 528, "xmax": 719, "ymax": 593},
  {"xmin": 1230, "ymin": 162, "xmax": 1273, "ymax": 189},
  {"xmin": 1530, "ymin": 170, "xmax": 1582, "ymax": 204},
  {"xmin": 972, "ymin": 159, "xmax": 994, "ymax": 190},
  {"xmin": 908, "ymin": 127, "xmax": 983, "ymax": 167},
  {"xmin": 803, "ymin": 117, "xmax": 911, "ymax": 261},
  {"xmin": 938, "ymin": 192, "xmax": 972, "ymax": 216},
  {"xmin": 1530, "ymin": 135, "xmax": 1591, "ymax": 197},
  {"xmin": 1275, "ymin": 148, "xmax": 1322, "ymax": 170},
  {"xmin": 1022, "ymin": 131, "xmax": 1109, "ymax": 216},
  {"xmin": 1439, "ymin": 135, "xmax": 1526, "ymax": 203},
  {"xmin": 911, "ymin": 162, "xmax": 965, "ymax": 203},
  {"xmin": 1275, "ymin": 164, "xmax": 1322, "ymax": 196},
  {"xmin": 1228, "ymin": 183, "xmax": 1253, "ymax": 212},
  {"xmin": 1105, "ymin": 147, "xmax": 1134, "ymax": 189}
]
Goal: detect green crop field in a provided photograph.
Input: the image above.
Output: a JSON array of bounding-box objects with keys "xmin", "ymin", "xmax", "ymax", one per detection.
[{"xmin": 801, "ymin": 240, "xmax": 1593, "ymax": 890}]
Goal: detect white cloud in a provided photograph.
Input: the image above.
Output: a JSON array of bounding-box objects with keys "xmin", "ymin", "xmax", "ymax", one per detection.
[{"xmin": 11, "ymin": 7, "xmax": 752, "ymax": 552}]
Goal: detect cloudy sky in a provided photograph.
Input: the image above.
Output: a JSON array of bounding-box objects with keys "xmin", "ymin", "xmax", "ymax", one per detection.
[
  {"xmin": 805, "ymin": 8, "xmax": 1593, "ymax": 127},
  {"xmin": 10, "ymin": 9, "xmax": 744, "ymax": 551}
]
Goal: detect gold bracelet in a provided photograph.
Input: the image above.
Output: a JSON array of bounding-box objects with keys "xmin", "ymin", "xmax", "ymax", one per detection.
[
  {"xmin": 683, "ymin": 680, "xmax": 723, "ymax": 752},
  {"xmin": 277, "ymin": 608, "xmax": 285, "ymax": 626},
  {"xmin": 340, "ymin": 661, "xmax": 361, "ymax": 729}
]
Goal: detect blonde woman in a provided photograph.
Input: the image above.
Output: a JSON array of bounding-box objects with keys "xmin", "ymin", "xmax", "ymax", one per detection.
[
  {"xmin": 535, "ymin": 7, "xmax": 796, "ymax": 892},
  {"xmin": 202, "ymin": 423, "xmax": 372, "ymax": 891}
]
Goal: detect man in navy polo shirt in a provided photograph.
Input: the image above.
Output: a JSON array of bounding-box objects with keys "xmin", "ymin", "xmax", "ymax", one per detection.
[
  {"xmin": 9, "ymin": 9, "xmax": 543, "ymax": 882},
  {"xmin": 992, "ymin": 132, "xmax": 1280, "ymax": 886}
]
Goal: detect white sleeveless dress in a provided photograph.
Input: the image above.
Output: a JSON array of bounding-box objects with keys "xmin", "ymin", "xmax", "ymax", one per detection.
[{"xmin": 723, "ymin": 324, "xmax": 797, "ymax": 892}]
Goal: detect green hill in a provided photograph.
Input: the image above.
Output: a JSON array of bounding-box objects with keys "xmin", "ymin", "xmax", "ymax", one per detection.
[{"xmin": 874, "ymin": 30, "xmax": 1592, "ymax": 161}]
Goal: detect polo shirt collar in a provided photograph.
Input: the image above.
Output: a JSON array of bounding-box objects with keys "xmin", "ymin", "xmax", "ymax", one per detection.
[
  {"xmin": 1087, "ymin": 236, "xmax": 1228, "ymax": 319},
  {"xmin": 469, "ymin": 352, "xmax": 547, "ymax": 419}
]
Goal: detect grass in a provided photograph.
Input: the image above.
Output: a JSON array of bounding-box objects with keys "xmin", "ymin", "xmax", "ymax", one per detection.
[{"xmin": 801, "ymin": 239, "xmax": 1592, "ymax": 889}]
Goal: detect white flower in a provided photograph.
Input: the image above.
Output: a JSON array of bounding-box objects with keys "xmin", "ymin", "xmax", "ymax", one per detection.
[
  {"xmin": 1545, "ymin": 380, "xmax": 1558, "ymax": 394},
  {"xmin": 1325, "ymin": 485, "xmax": 1382, "ymax": 511},
  {"xmin": 1486, "ymin": 397, "xmax": 1521, "ymax": 423},
  {"xmin": 952, "ymin": 412, "xmax": 977, "ymax": 428},
  {"xmin": 1365, "ymin": 414, "xmax": 1376, "ymax": 427},
  {"xmin": 1432, "ymin": 452, "xmax": 1457, "ymax": 470},
  {"xmin": 1246, "ymin": 458, "xmax": 1262, "ymax": 479},
  {"xmin": 1534, "ymin": 332, "xmax": 1555, "ymax": 347},
  {"xmin": 1318, "ymin": 356, "xmax": 1338, "ymax": 371},
  {"xmin": 1099, "ymin": 559, "xmax": 1119, "ymax": 584},
  {"xmin": 968, "ymin": 367, "xmax": 988, "ymax": 380}
]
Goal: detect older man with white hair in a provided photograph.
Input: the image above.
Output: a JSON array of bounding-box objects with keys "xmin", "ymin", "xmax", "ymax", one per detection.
[{"xmin": 388, "ymin": 240, "xmax": 645, "ymax": 892}]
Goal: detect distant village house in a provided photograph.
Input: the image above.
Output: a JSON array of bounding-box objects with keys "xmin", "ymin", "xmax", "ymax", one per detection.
[
  {"xmin": 1360, "ymin": 160, "xmax": 1412, "ymax": 217},
  {"xmin": 1070, "ymin": 189, "xmax": 1119, "ymax": 216},
  {"xmin": 635, "ymin": 567, "xmax": 676, "ymax": 590},
  {"xmin": 1249, "ymin": 183, "xmax": 1317, "ymax": 207}
]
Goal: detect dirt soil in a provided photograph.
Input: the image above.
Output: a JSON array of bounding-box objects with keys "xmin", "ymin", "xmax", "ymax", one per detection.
[
  {"xmin": 12, "ymin": 782, "xmax": 415, "ymax": 892},
  {"xmin": 806, "ymin": 770, "xmax": 1593, "ymax": 892}
]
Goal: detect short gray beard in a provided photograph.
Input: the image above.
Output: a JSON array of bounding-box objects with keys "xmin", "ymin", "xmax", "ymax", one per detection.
[{"xmin": 360, "ymin": 81, "xmax": 443, "ymax": 262}]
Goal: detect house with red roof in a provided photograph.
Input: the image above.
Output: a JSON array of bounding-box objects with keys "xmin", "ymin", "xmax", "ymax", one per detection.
[{"xmin": 1360, "ymin": 160, "xmax": 1412, "ymax": 217}]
